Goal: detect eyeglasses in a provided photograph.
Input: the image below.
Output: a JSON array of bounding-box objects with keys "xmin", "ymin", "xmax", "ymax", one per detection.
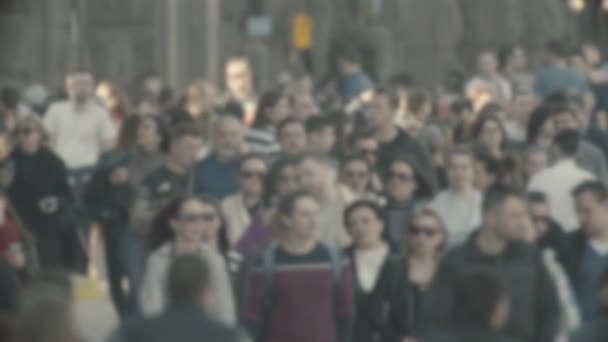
[
  {"xmin": 386, "ymin": 171, "xmax": 414, "ymax": 182},
  {"xmin": 179, "ymin": 212, "xmax": 218, "ymax": 223},
  {"xmin": 16, "ymin": 128, "xmax": 34, "ymax": 136},
  {"xmin": 410, "ymin": 225, "xmax": 439, "ymax": 237},
  {"xmin": 241, "ymin": 170, "xmax": 267, "ymax": 179}
]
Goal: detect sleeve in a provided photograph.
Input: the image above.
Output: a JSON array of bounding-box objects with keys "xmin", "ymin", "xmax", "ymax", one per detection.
[
  {"xmin": 336, "ymin": 259, "xmax": 355, "ymax": 342},
  {"xmin": 140, "ymin": 254, "xmax": 166, "ymax": 316},
  {"xmin": 535, "ymin": 254, "xmax": 562, "ymax": 342},
  {"xmin": 205, "ymin": 249, "xmax": 237, "ymax": 325}
]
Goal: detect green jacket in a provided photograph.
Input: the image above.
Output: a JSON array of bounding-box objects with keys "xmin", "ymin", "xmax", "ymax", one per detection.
[
  {"xmin": 444, "ymin": 232, "xmax": 560, "ymax": 342},
  {"xmin": 570, "ymin": 318, "xmax": 608, "ymax": 342},
  {"xmin": 421, "ymin": 327, "xmax": 523, "ymax": 342},
  {"xmin": 110, "ymin": 303, "xmax": 243, "ymax": 342}
]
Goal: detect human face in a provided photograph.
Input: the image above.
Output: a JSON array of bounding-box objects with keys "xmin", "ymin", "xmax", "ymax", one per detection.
[
  {"xmin": 215, "ymin": 118, "xmax": 244, "ymax": 160},
  {"xmin": 68, "ymin": 73, "xmax": 94, "ymax": 103},
  {"xmin": 526, "ymin": 151, "xmax": 547, "ymax": 177},
  {"xmin": 309, "ymin": 127, "xmax": 336, "ymax": 154},
  {"xmin": 284, "ymin": 196, "xmax": 320, "ymax": 240},
  {"xmin": 447, "ymin": 154, "xmax": 474, "ymax": 191},
  {"xmin": 474, "ymin": 161, "xmax": 495, "ymax": 191},
  {"xmin": 575, "ymin": 192, "xmax": 608, "ymax": 238},
  {"xmin": 267, "ymin": 97, "xmax": 291, "ymax": 125},
  {"xmin": 343, "ymin": 159, "xmax": 370, "ymax": 194},
  {"xmin": 293, "ymin": 94, "xmax": 319, "ymax": 120},
  {"xmin": 553, "ymin": 112, "xmax": 579, "ymax": 132},
  {"xmin": 356, "ymin": 138, "xmax": 378, "ymax": 167},
  {"xmin": 277, "ymin": 165, "xmax": 299, "ymax": 197},
  {"xmin": 279, "ymin": 123, "xmax": 307, "ymax": 156},
  {"xmin": 171, "ymin": 136, "xmax": 202, "ymax": 170},
  {"xmin": 367, "ymin": 94, "xmax": 395, "ymax": 131},
  {"xmin": 96, "ymin": 83, "xmax": 118, "ymax": 110},
  {"xmin": 479, "ymin": 120, "xmax": 504, "ymax": 152},
  {"xmin": 297, "ymin": 158, "xmax": 326, "ymax": 195},
  {"xmin": 136, "ymin": 118, "xmax": 161, "ymax": 151},
  {"xmin": 492, "ymin": 197, "xmax": 532, "ymax": 243},
  {"xmin": 509, "ymin": 47, "xmax": 527, "ymax": 71},
  {"xmin": 407, "ymin": 215, "xmax": 445, "ymax": 257},
  {"xmin": 16, "ymin": 124, "xmax": 42, "ymax": 154},
  {"xmin": 347, "ymin": 207, "xmax": 384, "ymax": 249},
  {"xmin": 225, "ymin": 60, "xmax": 253, "ymax": 99},
  {"xmin": 386, "ymin": 161, "xmax": 417, "ymax": 202},
  {"xmin": 172, "ymin": 200, "xmax": 220, "ymax": 244},
  {"xmin": 240, "ymin": 158, "xmax": 268, "ymax": 196},
  {"xmin": 479, "ymin": 52, "xmax": 498, "ymax": 77},
  {"xmin": 529, "ymin": 201, "xmax": 551, "ymax": 238}
]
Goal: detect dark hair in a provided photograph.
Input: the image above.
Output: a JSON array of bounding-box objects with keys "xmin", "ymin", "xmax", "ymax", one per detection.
[
  {"xmin": 408, "ymin": 90, "xmax": 432, "ymax": 114},
  {"xmin": 343, "ymin": 199, "xmax": 386, "ymax": 229},
  {"xmin": 305, "ymin": 115, "xmax": 335, "ymax": 134},
  {"xmin": 385, "ymin": 154, "xmax": 435, "ymax": 198},
  {"xmin": 277, "ymin": 191, "xmax": 317, "ymax": 225},
  {"xmin": 277, "ymin": 117, "xmax": 305, "ymax": 138},
  {"xmin": 498, "ymin": 45, "xmax": 518, "ymax": 70},
  {"xmin": 482, "ymin": 183, "xmax": 525, "ymax": 214},
  {"xmin": 0, "ymin": 87, "xmax": 20, "ymax": 110},
  {"xmin": 336, "ymin": 45, "xmax": 361, "ymax": 65},
  {"xmin": 389, "ymin": 72, "xmax": 415, "ymax": 89},
  {"xmin": 453, "ymin": 270, "xmax": 507, "ymax": 328},
  {"xmin": 451, "ymin": 97, "xmax": 473, "ymax": 115},
  {"xmin": 527, "ymin": 104, "xmax": 552, "ymax": 144},
  {"xmin": 350, "ymin": 129, "xmax": 376, "ymax": 146},
  {"xmin": 170, "ymin": 122, "xmax": 202, "ymax": 144},
  {"xmin": 264, "ymin": 156, "xmax": 299, "ymax": 206},
  {"xmin": 475, "ymin": 152, "xmax": 505, "ymax": 183},
  {"xmin": 527, "ymin": 191, "xmax": 548, "ymax": 204},
  {"xmin": 239, "ymin": 153, "xmax": 268, "ymax": 171},
  {"xmin": 148, "ymin": 196, "xmax": 230, "ymax": 255},
  {"xmin": 167, "ymin": 254, "xmax": 210, "ymax": 306},
  {"xmin": 553, "ymin": 129, "xmax": 580, "ymax": 157},
  {"xmin": 373, "ymin": 86, "xmax": 400, "ymax": 109},
  {"xmin": 572, "ymin": 180, "xmax": 608, "ymax": 203},
  {"xmin": 547, "ymin": 39, "xmax": 569, "ymax": 59},
  {"xmin": 473, "ymin": 114, "xmax": 507, "ymax": 150},
  {"xmin": 219, "ymin": 101, "xmax": 244, "ymax": 121},
  {"xmin": 117, "ymin": 115, "xmax": 169, "ymax": 152},
  {"xmin": 298, "ymin": 151, "xmax": 338, "ymax": 170},
  {"xmin": 253, "ymin": 91, "xmax": 287, "ymax": 128}
]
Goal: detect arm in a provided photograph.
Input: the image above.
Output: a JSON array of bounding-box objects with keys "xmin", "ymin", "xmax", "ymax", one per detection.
[{"xmin": 139, "ymin": 253, "xmax": 166, "ymax": 316}]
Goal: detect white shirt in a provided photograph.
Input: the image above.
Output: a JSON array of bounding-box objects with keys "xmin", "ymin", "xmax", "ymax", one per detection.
[
  {"xmin": 528, "ymin": 159, "xmax": 595, "ymax": 232},
  {"xmin": 431, "ymin": 189, "xmax": 483, "ymax": 248},
  {"xmin": 355, "ymin": 244, "xmax": 389, "ymax": 293},
  {"xmin": 466, "ymin": 75, "xmax": 513, "ymax": 107},
  {"xmin": 44, "ymin": 99, "xmax": 116, "ymax": 169}
]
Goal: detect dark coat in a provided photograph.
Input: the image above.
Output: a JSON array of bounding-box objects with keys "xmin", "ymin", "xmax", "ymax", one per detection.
[
  {"xmin": 445, "ymin": 233, "xmax": 560, "ymax": 342},
  {"xmin": 0, "ymin": 260, "xmax": 18, "ymax": 313},
  {"xmin": 345, "ymin": 247, "xmax": 404, "ymax": 342},
  {"xmin": 112, "ymin": 304, "xmax": 242, "ymax": 342},
  {"xmin": 537, "ymin": 219, "xmax": 571, "ymax": 269},
  {"xmin": 421, "ymin": 327, "xmax": 523, "ymax": 342},
  {"xmin": 563, "ymin": 229, "xmax": 591, "ymax": 291},
  {"xmin": 570, "ymin": 317, "xmax": 608, "ymax": 342}
]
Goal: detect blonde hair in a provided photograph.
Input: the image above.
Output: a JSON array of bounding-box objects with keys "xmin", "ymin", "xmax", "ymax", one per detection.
[
  {"xmin": 14, "ymin": 115, "xmax": 51, "ymax": 148},
  {"xmin": 405, "ymin": 206, "xmax": 449, "ymax": 256}
]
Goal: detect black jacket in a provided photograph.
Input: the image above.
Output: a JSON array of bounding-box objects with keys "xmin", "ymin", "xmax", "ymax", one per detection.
[
  {"xmin": 421, "ymin": 327, "xmax": 523, "ymax": 342},
  {"xmin": 563, "ymin": 229, "xmax": 593, "ymax": 292},
  {"xmin": 537, "ymin": 219, "xmax": 571, "ymax": 269},
  {"xmin": 8, "ymin": 148, "xmax": 72, "ymax": 236},
  {"xmin": 345, "ymin": 247, "xmax": 404, "ymax": 342}
]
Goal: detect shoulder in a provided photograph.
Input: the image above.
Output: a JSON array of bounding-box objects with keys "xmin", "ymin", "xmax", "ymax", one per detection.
[
  {"xmin": 147, "ymin": 244, "xmax": 172, "ymax": 266},
  {"xmin": 221, "ymin": 194, "xmax": 242, "ymax": 209}
]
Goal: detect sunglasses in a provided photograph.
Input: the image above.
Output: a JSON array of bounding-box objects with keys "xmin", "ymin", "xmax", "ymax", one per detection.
[
  {"xmin": 410, "ymin": 225, "xmax": 439, "ymax": 237},
  {"xmin": 241, "ymin": 170, "xmax": 267, "ymax": 179},
  {"xmin": 387, "ymin": 171, "xmax": 414, "ymax": 182},
  {"xmin": 179, "ymin": 212, "xmax": 218, "ymax": 223},
  {"xmin": 16, "ymin": 128, "xmax": 34, "ymax": 135}
]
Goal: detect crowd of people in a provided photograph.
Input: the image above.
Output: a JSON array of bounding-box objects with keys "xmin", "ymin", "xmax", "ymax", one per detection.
[{"xmin": 0, "ymin": 39, "xmax": 608, "ymax": 342}]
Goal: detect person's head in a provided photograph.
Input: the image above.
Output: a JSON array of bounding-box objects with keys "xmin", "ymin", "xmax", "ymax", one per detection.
[
  {"xmin": 239, "ymin": 154, "xmax": 268, "ymax": 198},
  {"xmin": 214, "ymin": 114, "xmax": 245, "ymax": 161},
  {"xmin": 135, "ymin": 115, "xmax": 169, "ymax": 152},
  {"xmin": 453, "ymin": 271, "xmax": 510, "ymax": 330},
  {"xmin": 473, "ymin": 115, "xmax": 506, "ymax": 154},
  {"xmin": 581, "ymin": 42, "xmax": 603, "ymax": 67},
  {"xmin": 551, "ymin": 106, "xmax": 579, "ymax": 132},
  {"xmin": 352, "ymin": 130, "xmax": 379, "ymax": 167},
  {"xmin": 408, "ymin": 90, "xmax": 433, "ymax": 122},
  {"xmin": 278, "ymin": 117, "xmax": 308, "ymax": 157},
  {"xmin": 446, "ymin": 147, "xmax": 475, "ymax": 191},
  {"xmin": 150, "ymin": 196, "xmax": 229, "ymax": 252},
  {"xmin": 14, "ymin": 115, "xmax": 50, "ymax": 154},
  {"xmin": 169, "ymin": 123, "xmax": 203, "ymax": 170},
  {"xmin": 65, "ymin": 70, "xmax": 94, "ymax": 103},
  {"xmin": 167, "ymin": 254, "xmax": 212, "ymax": 310},
  {"xmin": 406, "ymin": 207, "xmax": 448, "ymax": 258},
  {"xmin": 96, "ymin": 80, "xmax": 130, "ymax": 114},
  {"xmin": 277, "ymin": 191, "xmax": 320, "ymax": 241},
  {"xmin": 482, "ymin": 184, "xmax": 530, "ymax": 243},
  {"xmin": 297, "ymin": 153, "xmax": 338, "ymax": 197},
  {"xmin": 546, "ymin": 40, "xmax": 569, "ymax": 64},
  {"xmin": 0, "ymin": 87, "xmax": 20, "ymax": 113},
  {"xmin": 341, "ymin": 155, "xmax": 372, "ymax": 195},
  {"xmin": 291, "ymin": 93, "xmax": 320, "ymax": 120},
  {"xmin": 266, "ymin": 157, "xmax": 300, "ymax": 205},
  {"xmin": 384, "ymin": 156, "xmax": 423, "ymax": 202},
  {"xmin": 552, "ymin": 129, "xmax": 580, "ymax": 160},
  {"xmin": 225, "ymin": 57, "xmax": 253, "ymax": 100},
  {"xmin": 478, "ymin": 50, "xmax": 499, "ymax": 78},
  {"xmin": 306, "ymin": 116, "xmax": 337, "ymax": 154},
  {"xmin": 367, "ymin": 87, "xmax": 400, "ymax": 132},
  {"xmin": 525, "ymin": 147, "xmax": 548, "ymax": 179},
  {"xmin": 344, "ymin": 200, "xmax": 386, "ymax": 249},
  {"xmin": 253, "ymin": 91, "xmax": 291, "ymax": 128},
  {"xmin": 573, "ymin": 180, "xmax": 608, "ymax": 239},
  {"xmin": 337, "ymin": 47, "xmax": 362, "ymax": 76},
  {"xmin": 527, "ymin": 191, "xmax": 551, "ymax": 239},
  {"xmin": 185, "ymin": 80, "xmax": 218, "ymax": 115},
  {"xmin": 499, "ymin": 45, "xmax": 527, "ymax": 72},
  {"xmin": 474, "ymin": 153, "xmax": 503, "ymax": 192},
  {"xmin": 527, "ymin": 104, "xmax": 555, "ymax": 146}
]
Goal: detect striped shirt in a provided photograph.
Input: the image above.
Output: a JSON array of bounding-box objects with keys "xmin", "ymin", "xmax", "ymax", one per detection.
[{"xmin": 245, "ymin": 126, "xmax": 281, "ymax": 158}]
